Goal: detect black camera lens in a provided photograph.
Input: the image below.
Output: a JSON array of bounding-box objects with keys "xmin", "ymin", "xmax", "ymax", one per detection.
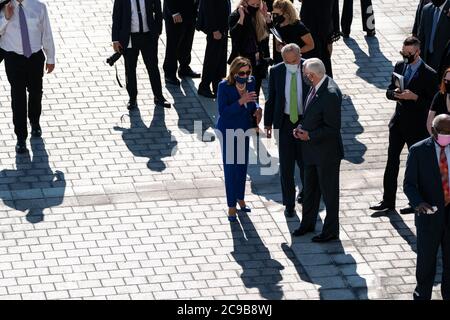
[{"xmin": 106, "ymin": 52, "xmax": 122, "ymax": 66}]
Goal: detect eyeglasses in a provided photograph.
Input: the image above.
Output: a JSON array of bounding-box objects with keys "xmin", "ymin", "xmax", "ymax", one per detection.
[{"xmin": 237, "ymin": 71, "xmax": 252, "ymax": 77}]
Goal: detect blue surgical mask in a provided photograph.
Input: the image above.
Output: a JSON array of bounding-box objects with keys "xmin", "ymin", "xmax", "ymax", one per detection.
[{"xmin": 235, "ymin": 75, "xmax": 248, "ymax": 84}]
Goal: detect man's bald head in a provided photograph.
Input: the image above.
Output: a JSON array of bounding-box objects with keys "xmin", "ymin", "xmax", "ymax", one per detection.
[{"xmin": 432, "ymin": 114, "xmax": 450, "ymax": 134}]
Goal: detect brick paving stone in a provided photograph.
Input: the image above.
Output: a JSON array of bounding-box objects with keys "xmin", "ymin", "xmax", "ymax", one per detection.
[{"xmin": 0, "ymin": 0, "xmax": 441, "ymax": 300}]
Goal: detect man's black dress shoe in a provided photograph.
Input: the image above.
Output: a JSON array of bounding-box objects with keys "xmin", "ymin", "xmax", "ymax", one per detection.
[
  {"xmin": 197, "ymin": 87, "xmax": 216, "ymax": 99},
  {"xmin": 165, "ymin": 76, "xmax": 180, "ymax": 86},
  {"xmin": 178, "ymin": 68, "xmax": 201, "ymax": 78},
  {"xmin": 127, "ymin": 100, "xmax": 138, "ymax": 110},
  {"xmin": 292, "ymin": 227, "xmax": 314, "ymax": 237},
  {"xmin": 239, "ymin": 206, "xmax": 251, "ymax": 213},
  {"xmin": 15, "ymin": 140, "xmax": 27, "ymax": 154},
  {"xmin": 31, "ymin": 124, "xmax": 42, "ymax": 137},
  {"xmin": 311, "ymin": 233, "xmax": 339, "ymax": 243},
  {"xmin": 400, "ymin": 205, "xmax": 415, "ymax": 214},
  {"xmin": 369, "ymin": 201, "xmax": 394, "ymax": 211},
  {"xmin": 284, "ymin": 207, "xmax": 295, "ymax": 218},
  {"xmin": 154, "ymin": 97, "xmax": 171, "ymax": 108}
]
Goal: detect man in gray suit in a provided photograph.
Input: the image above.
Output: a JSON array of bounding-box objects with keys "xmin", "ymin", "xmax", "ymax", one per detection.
[
  {"xmin": 264, "ymin": 44, "xmax": 310, "ymax": 218},
  {"xmin": 292, "ymin": 58, "xmax": 344, "ymax": 242},
  {"xmin": 404, "ymin": 114, "xmax": 450, "ymax": 300},
  {"xmin": 418, "ymin": 0, "xmax": 450, "ymax": 71}
]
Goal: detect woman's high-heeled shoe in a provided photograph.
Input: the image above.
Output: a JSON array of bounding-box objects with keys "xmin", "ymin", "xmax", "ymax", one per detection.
[
  {"xmin": 228, "ymin": 208, "xmax": 237, "ymax": 222},
  {"xmin": 238, "ymin": 201, "xmax": 251, "ymax": 213}
]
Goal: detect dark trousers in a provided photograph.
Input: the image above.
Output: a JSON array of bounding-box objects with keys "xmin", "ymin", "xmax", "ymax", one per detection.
[
  {"xmin": 163, "ymin": 19, "xmax": 196, "ymax": 77},
  {"xmin": 304, "ymin": 36, "xmax": 333, "ymax": 78},
  {"xmin": 277, "ymin": 115, "xmax": 304, "ymax": 209},
  {"xmin": 300, "ymin": 161, "xmax": 341, "ymax": 236},
  {"xmin": 414, "ymin": 207, "xmax": 450, "ymax": 300},
  {"xmin": 383, "ymin": 125, "xmax": 427, "ymax": 206},
  {"xmin": 123, "ymin": 32, "xmax": 163, "ymax": 102},
  {"xmin": 200, "ymin": 33, "xmax": 228, "ymax": 93},
  {"xmin": 341, "ymin": 0, "xmax": 375, "ymax": 35},
  {"xmin": 4, "ymin": 50, "xmax": 45, "ymax": 141},
  {"xmin": 220, "ymin": 131, "xmax": 250, "ymax": 208}
]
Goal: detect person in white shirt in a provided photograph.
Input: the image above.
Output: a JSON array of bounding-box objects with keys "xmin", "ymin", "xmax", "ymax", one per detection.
[
  {"xmin": 111, "ymin": 0, "xmax": 171, "ymax": 110},
  {"xmin": 0, "ymin": 0, "xmax": 55, "ymax": 153}
]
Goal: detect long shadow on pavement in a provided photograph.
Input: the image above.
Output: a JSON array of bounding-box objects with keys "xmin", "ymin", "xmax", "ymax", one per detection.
[
  {"xmin": 282, "ymin": 213, "xmax": 369, "ymax": 299},
  {"xmin": 114, "ymin": 106, "xmax": 178, "ymax": 172},
  {"xmin": 0, "ymin": 137, "xmax": 66, "ymax": 223},
  {"xmin": 341, "ymin": 95, "xmax": 367, "ymax": 164},
  {"xmin": 343, "ymin": 36, "xmax": 393, "ymax": 90},
  {"xmin": 230, "ymin": 211, "xmax": 285, "ymax": 299}
]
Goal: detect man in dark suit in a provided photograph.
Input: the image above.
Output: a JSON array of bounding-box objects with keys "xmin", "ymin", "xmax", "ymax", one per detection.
[
  {"xmin": 403, "ymin": 114, "xmax": 450, "ymax": 300},
  {"xmin": 341, "ymin": 0, "xmax": 376, "ymax": 38},
  {"xmin": 112, "ymin": 0, "xmax": 170, "ymax": 109},
  {"xmin": 300, "ymin": 0, "xmax": 337, "ymax": 77},
  {"xmin": 418, "ymin": 0, "xmax": 450, "ymax": 72},
  {"xmin": 413, "ymin": 0, "xmax": 432, "ymax": 36},
  {"xmin": 292, "ymin": 57, "xmax": 344, "ymax": 242},
  {"xmin": 163, "ymin": 0, "xmax": 200, "ymax": 86},
  {"xmin": 370, "ymin": 37, "xmax": 438, "ymax": 213},
  {"xmin": 196, "ymin": 0, "xmax": 230, "ymax": 98},
  {"xmin": 264, "ymin": 44, "xmax": 309, "ymax": 217}
]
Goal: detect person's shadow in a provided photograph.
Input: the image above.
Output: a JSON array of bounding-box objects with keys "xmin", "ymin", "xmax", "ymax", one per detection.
[
  {"xmin": 114, "ymin": 106, "xmax": 178, "ymax": 172},
  {"xmin": 343, "ymin": 36, "xmax": 393, "ymax": 90},
  {"xmin": 281, "ymin": 213, "xmax": 369, "ymax": 299},
  {"xmin": 166, "ymin": 80, "xmax": 216, "ymax": 142},
  {"xmin": 371, "ymin": 209, "xmax": 443, "ymax": 293},
  {"xmin": 0, "ymin": 137, "xmax": 66, "ymax": 223},
  {"xmin": 341, "ymin": 95, "xmax": 367, "ymax": 164},
  {"xmin": 230, "ymin": 211, "xmax": 285, "ymax": 299}
]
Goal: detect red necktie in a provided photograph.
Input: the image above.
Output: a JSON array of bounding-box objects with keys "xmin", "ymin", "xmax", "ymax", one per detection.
[
  {"xmin": 304, "ymin": 87, "xmax": 316, "ymax": 112},
  {"xmin": 439, "ymin": 147, "xmax": 450, "ymax": 205}
]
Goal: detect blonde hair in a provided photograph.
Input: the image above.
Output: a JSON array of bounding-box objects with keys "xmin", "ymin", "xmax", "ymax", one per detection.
[
  {"xmin": 227, "ymin": 56, "xmax": 253, "ymax": 85},
  {"xmin": 237, "ymin": 0, "xmax": 269, "ymax": 42},
  {"xmin": 273, "ymin": 0, "xmax": 299, "ymax": 25}
]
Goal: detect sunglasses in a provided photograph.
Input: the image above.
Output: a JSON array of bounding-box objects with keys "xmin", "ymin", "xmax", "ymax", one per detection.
[{"xmin": 237, "ymin": 71, "xmax": 252, "ymax": 77}]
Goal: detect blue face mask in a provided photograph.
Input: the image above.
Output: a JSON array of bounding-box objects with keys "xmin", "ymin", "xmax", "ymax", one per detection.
[{"xmin": 235, "ymin": 75, "xmax": 249, "ymax": 84}]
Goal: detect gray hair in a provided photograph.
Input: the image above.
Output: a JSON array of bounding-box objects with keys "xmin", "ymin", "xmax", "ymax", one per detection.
[
  {"xmin": 303, "ymin": 58, "xmax": 326, "ymax": 77},
  {"xmin": 281, "ymin": 43, "xmax": 301, "ymax": 59}
]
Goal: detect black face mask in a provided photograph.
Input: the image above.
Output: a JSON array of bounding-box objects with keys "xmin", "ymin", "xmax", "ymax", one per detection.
[
  {"xmin": 272, "ymin": 14, "xmax": 285, "ymax": 25},
  {"xmin": 402, "ymin": 53, "xmax": 416, "ymax": 64},
  {"xmin": 432, "ymin": 0, "xmax": 446, "ymax": 7},
  {"xmin": 247, "ymin": 6, "xmax": 259, "ymax": 15}
]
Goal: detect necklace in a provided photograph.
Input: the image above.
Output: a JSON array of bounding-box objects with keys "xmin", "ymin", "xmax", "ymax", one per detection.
[{"xmin": 236, "ymin": 83, "xmax": 246, "ymax": 92}]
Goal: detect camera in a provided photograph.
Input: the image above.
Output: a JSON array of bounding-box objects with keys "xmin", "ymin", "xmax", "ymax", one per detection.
[{"xmin": 106, "ymin": 51, "xmax": 122, "ymax": 66}]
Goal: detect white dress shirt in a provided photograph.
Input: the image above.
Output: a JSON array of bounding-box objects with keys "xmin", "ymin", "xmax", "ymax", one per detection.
[
  {"xmin": 434, "ymin": 141, "xmax": 450, "ymax": 184},
  {"xmin": 130, "ymin": 0, "xmax": 150, "ymax": 33},
  {"xmin": 0, "ymin": 0, "xmax": 55, "ymax": 64},
  {"xmin": 284, "ymin": 66, "xmax": 304, "ymax": 115}
]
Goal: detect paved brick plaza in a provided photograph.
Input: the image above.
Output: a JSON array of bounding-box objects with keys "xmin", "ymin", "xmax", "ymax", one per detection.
[{"xmin": 0, "ymin": 0, "xmax": 443, "ymax": 299}]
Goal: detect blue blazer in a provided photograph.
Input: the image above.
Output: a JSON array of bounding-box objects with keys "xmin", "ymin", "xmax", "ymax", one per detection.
[
  {"xmin": 404, "ymin": 137, "xmax": 448, "ymax": 228},
  {"xmin": 216, "ymin": 77, "xmax": 260, "ymax": 132}
]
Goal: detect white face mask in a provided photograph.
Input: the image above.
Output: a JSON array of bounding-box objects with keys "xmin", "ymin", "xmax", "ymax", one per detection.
[{"xmin": 285, "ymin": 63, "xmax": 298, "ymax": 74}]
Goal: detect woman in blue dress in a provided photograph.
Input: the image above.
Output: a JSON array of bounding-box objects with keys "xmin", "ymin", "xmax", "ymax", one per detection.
[{"xmin": 217, "ymin": 56, "xmax": 262, "ymax": 221}]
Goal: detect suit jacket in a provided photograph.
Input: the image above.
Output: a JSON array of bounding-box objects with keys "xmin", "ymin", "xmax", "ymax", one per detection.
[
  {"xmin": 216, "ymin": 76, "xmax": 260, "ymax": 132},
  {"xmin": 404, "ymin": 137, "xmax": 448, "ymax": 229},
  {"xmin": 112, "ymin": 0, "xmax": 163, "ymax": 48},
  {"xmin": 418, "ymin": 1, "xmax": 450, "ymax": 70},
  {"xmin": 264, "ymin": 61, "xmax": 310, "ymax": 130},
  {"xmin": 196, "ymin": 0, "xmax": 230, "ymax": 34},
  {"xmin": 412, "ymin": 0, "xmax": 431, "ymax": 36},
  {"xmin": 300, "ymin": 76, "xmax": 344, "ymax": 166},
  {"xmin": 386, "ymin": 60, "xmax": 438, "ymax": 138},
  {"xmin": 163, "ymin": 0, "xmax": 198, "ymax": 21}
]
